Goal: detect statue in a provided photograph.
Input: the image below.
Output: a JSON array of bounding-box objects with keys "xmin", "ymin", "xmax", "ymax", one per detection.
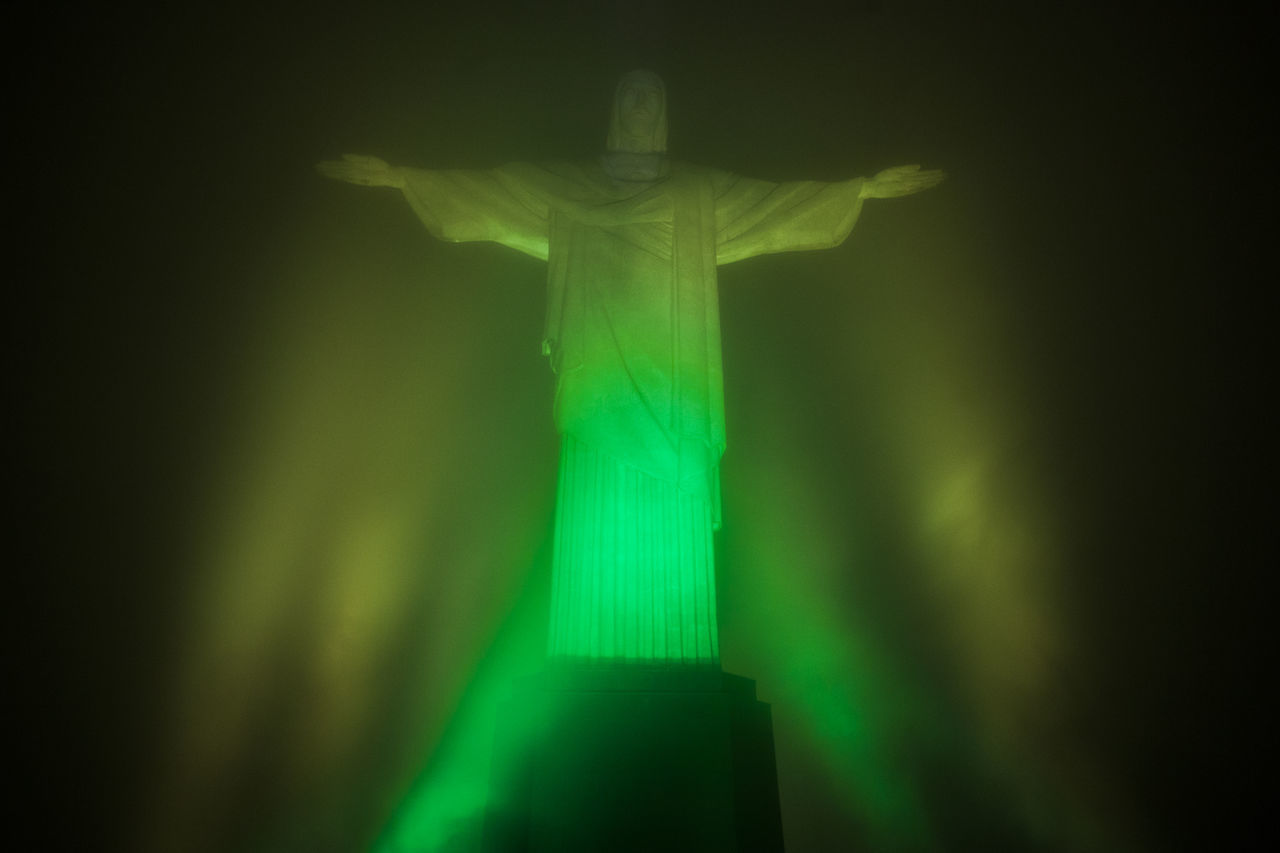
[{"xmin": 318, "ymin": 70, "xmax": 943, "ymax": 669}]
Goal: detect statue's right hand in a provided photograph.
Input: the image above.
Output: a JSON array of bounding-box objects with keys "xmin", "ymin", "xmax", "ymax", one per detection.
[{"xmin": 315, "ymin": 154, "xmax": 404, "ymax": 188}]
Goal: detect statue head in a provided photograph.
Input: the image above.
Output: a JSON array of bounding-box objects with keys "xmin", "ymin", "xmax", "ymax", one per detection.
[{"xmin": 606, "ymin": 69, "xmax": 667, "ymax": 154}]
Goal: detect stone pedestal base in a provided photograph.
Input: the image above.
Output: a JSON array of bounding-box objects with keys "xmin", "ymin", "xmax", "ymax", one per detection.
[{"xmin": 483, "ymin": 665, "xmax": 784, "ymax": 852}]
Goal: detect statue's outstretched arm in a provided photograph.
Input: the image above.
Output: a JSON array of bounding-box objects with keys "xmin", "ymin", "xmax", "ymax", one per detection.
[
  {"xmin": 316, "ymin": 154, "xmax": 406, "ymax": 189},
  {"xmin": 317, "ymin": 154, "xmax": 550, "ymax": 261},
  {"xmin": 859, "ymin": 164, "xmax": 946, "ymax": 199}
]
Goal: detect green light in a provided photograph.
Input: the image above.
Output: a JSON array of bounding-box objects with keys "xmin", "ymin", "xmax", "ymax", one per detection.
[
  {"xmin": 546, "ymin": 435, "xmax": 719, "ymax": 663},
  {"xmin": 310, "ymin": 70, "xmax": 945, "ymax": 849}
]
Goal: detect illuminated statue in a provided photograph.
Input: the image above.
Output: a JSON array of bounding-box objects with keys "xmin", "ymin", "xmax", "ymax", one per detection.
[{"xmin": 318, "ymin": 70, "xmax": 943, "ymax": 667}]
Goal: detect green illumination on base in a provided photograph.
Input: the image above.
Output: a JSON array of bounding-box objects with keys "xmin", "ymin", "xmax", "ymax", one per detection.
[{"xmin": 548, "ymin": 435, "xmax": 719, "ymax": 663}]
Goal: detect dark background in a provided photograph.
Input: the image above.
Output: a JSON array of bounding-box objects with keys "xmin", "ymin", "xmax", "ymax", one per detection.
[{"xmin": 20, "ymin": 1, "xmax": 1264, "ymax": 850}]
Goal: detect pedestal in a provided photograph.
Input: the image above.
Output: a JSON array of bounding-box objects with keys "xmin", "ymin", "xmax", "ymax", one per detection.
[{"xmin": 484, "ymin": 665, "xmax": 785, "ymax": 852}]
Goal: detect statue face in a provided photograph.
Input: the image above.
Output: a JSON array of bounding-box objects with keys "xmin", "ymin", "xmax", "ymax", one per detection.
[{"xmin": 617, "ymin": 80, "xmax": 663, "ymax": 138}]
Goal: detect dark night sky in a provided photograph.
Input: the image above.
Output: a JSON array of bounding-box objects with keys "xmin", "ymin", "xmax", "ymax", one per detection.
[{"xmin": 19, "ymin": 2, "xmax": 1265, "ymax": 851}]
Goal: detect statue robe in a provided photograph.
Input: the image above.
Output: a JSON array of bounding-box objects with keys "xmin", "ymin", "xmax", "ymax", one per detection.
[{"xmin": 401, "ymin": 160, "xmax": 864, "ymax": 665}]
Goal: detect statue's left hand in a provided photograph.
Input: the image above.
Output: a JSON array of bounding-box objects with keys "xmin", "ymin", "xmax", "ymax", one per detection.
[{"xmin": 860, "ymin": 164, "xmax": 946, "ymax": 199}]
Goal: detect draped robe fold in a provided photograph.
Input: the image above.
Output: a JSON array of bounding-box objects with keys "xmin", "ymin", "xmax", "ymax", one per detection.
[{"xmin": 401, "ymin": 160, "xmax": 864, "ymax": 665}]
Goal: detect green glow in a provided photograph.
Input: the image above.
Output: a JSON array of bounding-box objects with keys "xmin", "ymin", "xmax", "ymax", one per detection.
[
  {"xmin": 114, "ymin": 18, "xmax": 1163, "ymax": 849},
  {"xmin": 547, "ymin": 435, "xmax": 719, "ymax": 662}
]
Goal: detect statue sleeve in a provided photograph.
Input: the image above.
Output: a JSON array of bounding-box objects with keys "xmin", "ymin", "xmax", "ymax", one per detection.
[
  {"xmin": 400, "ymin": 163, "xmax": 550, "ymax": 261},
  {"xmin": 712, "ymin": 173, "xmax": 865, "ymax": 266}
]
